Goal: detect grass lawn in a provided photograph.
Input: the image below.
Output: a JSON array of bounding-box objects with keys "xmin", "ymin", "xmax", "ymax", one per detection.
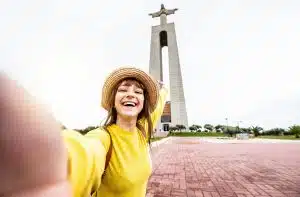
[
  {"xmin": 168, "ymin": 132, "xmax": 226, "ymax": 137},
  {"xmin": 150, "ymin": 132, "xmax": 226, "ymax": 142},
  {"xmin": 150, "ymin": 137, "xmax": 166, "ymax": 142},
  {"xmin": 257, "ymin": 135, "xmax": 299, "ymax": 140}
]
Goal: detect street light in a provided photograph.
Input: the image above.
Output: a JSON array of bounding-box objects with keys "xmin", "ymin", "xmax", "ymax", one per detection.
[
  {"xmin": 225, "ymin": 118, "xmax": 229, "ymax": 133},
  {"xmin": 236, "ymin": 120, "xmax": 242, "ymax": 132}
]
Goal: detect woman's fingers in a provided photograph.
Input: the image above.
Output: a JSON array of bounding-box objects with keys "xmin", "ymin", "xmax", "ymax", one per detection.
[
  {"xmin": 5, "ymin": 180, "xmax": 72, "ymax": 197},
  {"xmin": 157, "ymin": 80, "xmax": 164, "ymax": 89}
]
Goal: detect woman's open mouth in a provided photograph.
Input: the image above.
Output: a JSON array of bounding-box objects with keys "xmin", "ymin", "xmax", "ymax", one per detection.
[{"xmin": 122, "ymin": 101, "xmax": 137, "ymax": 108}]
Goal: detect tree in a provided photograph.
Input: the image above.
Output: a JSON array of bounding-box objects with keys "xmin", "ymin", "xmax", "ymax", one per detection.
[
  {"xmin": 189, "ymin": 125, "xmax": 197, "ymax": 132},
  {"xmin": 288, "ymin": 125, "xmax": 300, "ymax": 138},
  {"xmin": 194, "ymin": 125, "xmax": 202, "ymax": 132},
  {"xmin": 169, "ymin": 126, "xmax": 177, "ymax": 132},
  {"xmin": 215, "ymin": 125, "xmax": 225, "ymax": 132},
  {"xmin": 189, "ymin": 124, "xmax": 201, "ymax": 132},
  {"xmin": 236, "ymin": 126, "xmax": 241, "ymax": 133},
  {"xmin": 204, "ymin": 124, "xmax": 214, "ymax": 132},
  {"xmin": 176, "ymin": 125, "xmax": 186, "ymax": 132},
  {"xmin": 77, "ymin": 125, "xmax": 99, "ymax": 135},
  {"xmin": 224, "ymin": 126, "xmax": 237, "ymax": 137},
  {"xmin": 263, "ymin": 128, "xmax": 285, "ymax": 136},
  {"xmin": 251, "ymin": 126, "xmax": 263, "ymax": 137},
  {"xmin": 242, "ymin": 127, "xmax": 251, "ymax": 133}
]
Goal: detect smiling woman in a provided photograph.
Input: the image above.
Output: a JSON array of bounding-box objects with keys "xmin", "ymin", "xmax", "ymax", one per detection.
[
  {"xmin": 63, "ymin": 66, "xmax": 168, "ymax": 197},
  {"xmin": 0, "ymin": 66, "xmax": 168, "ymax": 197}
]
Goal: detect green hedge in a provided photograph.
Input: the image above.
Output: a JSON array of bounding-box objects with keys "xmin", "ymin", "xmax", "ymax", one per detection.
[
  {"xmin": 168, "ymin": 132, "xmax": 226, "ymax": 137},
  {"xmin": 150, "ymin": 137, "xmax": 165, "ymax": 142},
  {"xmin": 257, "ymin": 135, "xmax": 299, "ymax": 140}
]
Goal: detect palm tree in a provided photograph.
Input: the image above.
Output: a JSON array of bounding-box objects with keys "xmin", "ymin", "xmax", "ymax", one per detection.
[{"xmin": 251, "ymin": 126, "xmax": 263, "ymax": 137}]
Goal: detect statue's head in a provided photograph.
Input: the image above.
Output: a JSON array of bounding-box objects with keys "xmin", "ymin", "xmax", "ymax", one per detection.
[{"xmin": 161, "ymin": 4, "xmax": 165, "ymax": 9}]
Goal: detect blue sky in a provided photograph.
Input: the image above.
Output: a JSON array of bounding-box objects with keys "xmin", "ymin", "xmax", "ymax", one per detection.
[{"xmin": 1, "ymin": 0, "xmax": 299, "ymax": 130}]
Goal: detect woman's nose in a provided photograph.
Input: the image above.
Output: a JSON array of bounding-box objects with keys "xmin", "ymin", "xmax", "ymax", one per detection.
[
  {"xmin": 125, "ymin": 89, "xmax": 135, "ymax": 98},
  {"xmin": 126, "ymin": 92, "xmax": 135, "ymax": 98}
]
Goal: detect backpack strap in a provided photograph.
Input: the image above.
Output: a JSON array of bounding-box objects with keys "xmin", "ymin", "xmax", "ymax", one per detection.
[
  {"xmin": 89, "ymin": 129, "xmax": 113, "ymax": 196},
  {"xmin": 102, "ymin": 130, "xmax": 112, "ymax": 179}
]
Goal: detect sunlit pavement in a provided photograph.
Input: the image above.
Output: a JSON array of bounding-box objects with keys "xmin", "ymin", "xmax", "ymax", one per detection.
[{"xmin": 147, "ymin": 137, "xmax": 300, "ymax": 197}]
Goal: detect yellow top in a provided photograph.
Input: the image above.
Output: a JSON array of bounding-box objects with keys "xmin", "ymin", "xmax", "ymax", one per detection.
[{"xmin": 62, "ymin": 87, "xmax": 168, "ymax": 197}]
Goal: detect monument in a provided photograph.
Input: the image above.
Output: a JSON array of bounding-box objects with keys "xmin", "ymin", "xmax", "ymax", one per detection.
[{"xmin": 148, "ymin": 4, "xmax": 188, "ymax": 133}]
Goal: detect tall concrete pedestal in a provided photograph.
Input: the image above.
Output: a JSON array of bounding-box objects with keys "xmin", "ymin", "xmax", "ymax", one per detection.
[{"xmin": 148, "ymin": 4, "xmax": 188, "ymax": 133}]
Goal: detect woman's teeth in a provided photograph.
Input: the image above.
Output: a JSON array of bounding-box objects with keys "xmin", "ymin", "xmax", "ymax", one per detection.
[{"xmin": 123, "ymin": 101, "xmax": 136, "ymax": 107}]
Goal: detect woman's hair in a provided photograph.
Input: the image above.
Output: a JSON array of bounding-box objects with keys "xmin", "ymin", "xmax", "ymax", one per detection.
[{"xmin": 102, "ymin": 78, "xmax": 153, "ymax": 145}]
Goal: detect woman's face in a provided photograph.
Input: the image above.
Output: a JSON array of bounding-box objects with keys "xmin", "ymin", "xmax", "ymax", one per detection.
[{"xmin": 114, "ymin": 79, "xmax": 145, "ymax": 119}]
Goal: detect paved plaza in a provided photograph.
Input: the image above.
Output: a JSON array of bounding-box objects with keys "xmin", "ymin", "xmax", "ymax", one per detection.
[{"xmin": 147, "ymin": 137, "xmax": 300, "ymax": 197}]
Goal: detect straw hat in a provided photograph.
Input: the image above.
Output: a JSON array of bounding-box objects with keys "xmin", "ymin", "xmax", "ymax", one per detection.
[{"xmin": 101, "ymin": 66, "xmax": 160, "ymax": 112}]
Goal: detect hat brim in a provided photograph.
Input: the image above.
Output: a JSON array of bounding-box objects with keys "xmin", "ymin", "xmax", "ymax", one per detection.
[{"xmin": 101, "ymin": 67, "xmax": 159, "ymax": 113}]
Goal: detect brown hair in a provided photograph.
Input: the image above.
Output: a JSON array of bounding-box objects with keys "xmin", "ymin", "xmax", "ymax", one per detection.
[{"xmin": 102, "ymin": 78, "xmax": 153, "ymax": 145}]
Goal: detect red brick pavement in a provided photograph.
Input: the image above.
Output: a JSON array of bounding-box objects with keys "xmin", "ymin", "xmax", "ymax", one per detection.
[{"xmin": 146, "ymin": 137, "xmax": 300, "ymax": 197}]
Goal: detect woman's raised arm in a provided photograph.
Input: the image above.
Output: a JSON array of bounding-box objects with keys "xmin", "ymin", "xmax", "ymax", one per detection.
[{"xmin": 150, "ymin": 82, "xmax": 169, "ymax": 129}]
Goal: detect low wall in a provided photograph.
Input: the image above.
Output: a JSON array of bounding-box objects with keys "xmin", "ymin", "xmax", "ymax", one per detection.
[{"xmin": 236, "ymin": 133, "xmax": 249, "ymax": 140}]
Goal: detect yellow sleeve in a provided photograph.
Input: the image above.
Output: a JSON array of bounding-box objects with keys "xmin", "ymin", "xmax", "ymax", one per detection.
[
  {"xmin": 85, "ymin": 128, "xmax": 111, "ymax": 151},
  {"xmin": 150, "ymin": 87, "xmax": 168, "ymax": 128},
  {"xmin": 62, "ymin": 129, "xmax": 110, "ymax": 197}
]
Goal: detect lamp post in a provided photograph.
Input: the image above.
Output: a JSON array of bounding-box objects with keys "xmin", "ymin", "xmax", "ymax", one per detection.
[
  {"xmin": 225, "ymin": 118, "xmax": 229, "ymax": 133},
  {"xmin": 236, "ymin": 121, "xmax": 242, "ymax": 133}
]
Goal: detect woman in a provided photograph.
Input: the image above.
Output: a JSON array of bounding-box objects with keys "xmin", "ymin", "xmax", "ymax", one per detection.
[
  {"xmin": 63, "ymin": 66, "xmax": 168, "ymax": 196},
  {"xmin": 0, "ymin": 66, "xmax": 167, "ymax": 197}
]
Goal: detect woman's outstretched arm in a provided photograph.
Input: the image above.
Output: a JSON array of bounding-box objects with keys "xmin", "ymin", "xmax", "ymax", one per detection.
[
  {"xmin": 150, "ymin": 81, "xmax": 169, "ymax": 128},
  {"xmin": 0, "ymin": 73, "xmax": 71, "ymax": 197}
]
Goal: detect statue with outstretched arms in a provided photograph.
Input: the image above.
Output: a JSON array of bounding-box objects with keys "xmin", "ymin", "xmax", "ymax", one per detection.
[{"xmin": 148, "ymin": 4, "xmax": 178, "ymax": 18}]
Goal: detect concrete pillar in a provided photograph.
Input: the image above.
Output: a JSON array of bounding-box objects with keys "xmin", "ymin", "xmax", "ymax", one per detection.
[{"xmin": 149, "ymin": 22, "xmax": 188, "ymax": 130}]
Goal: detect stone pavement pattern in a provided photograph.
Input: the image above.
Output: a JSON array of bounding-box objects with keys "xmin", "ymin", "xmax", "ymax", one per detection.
[{"xmin": 147, "ymin": 137, "xmax": 300, "ymax": 197}]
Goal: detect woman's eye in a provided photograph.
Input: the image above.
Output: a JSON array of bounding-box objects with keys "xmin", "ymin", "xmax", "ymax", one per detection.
[
  {"xmin": 118, "ymin": 89, "xmax": 127, "ymax": 92},
  {"xmin": 135, "ymin": 90, "xmax": 143, "ymax": 94}
]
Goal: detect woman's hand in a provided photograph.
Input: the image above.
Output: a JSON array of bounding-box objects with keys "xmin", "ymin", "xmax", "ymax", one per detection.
[
  {"xmin": 157, "ymin": 80, "xmax": 164, "ymax": 89},
  {"xmin": 0, "ymin": 73, "xmax": 71, "ymax": 197}
]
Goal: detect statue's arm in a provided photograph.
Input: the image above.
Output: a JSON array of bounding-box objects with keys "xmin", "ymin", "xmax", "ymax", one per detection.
[
  {"xmin": 169, "ymin": 8, "xmax": 179, "ymax": 14},
  {"xmin": 148, "ymin": 11, "xmax": 160, "ymax": 18}
]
